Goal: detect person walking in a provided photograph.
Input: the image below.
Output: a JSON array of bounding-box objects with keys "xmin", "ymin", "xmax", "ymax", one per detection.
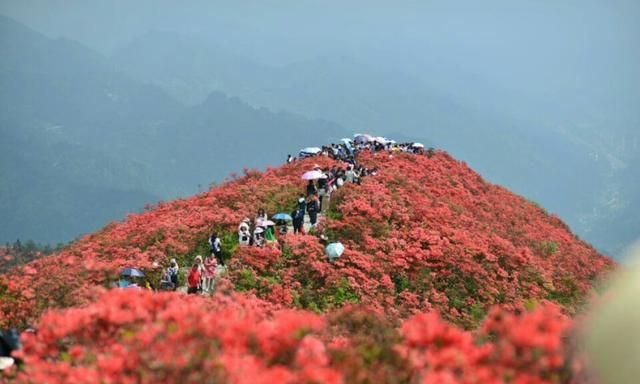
[
  {"xmin": 202, "ymin": 254, "xmax": 217, "ymax": 293},
  {"xmin": 292, "ymin": 207, "xmax": 304, "ymax": 234},
  {"xmin": 317, "ymin": 173, "xmax": 328, "ymax": 212},
  {"xmin": 208, "ymin": 232, "xmax": 224, "ymax": 266},
  {"xmin": 306, "ymin": 180, "xmax": 317, "ymax": 197},
  {"xmin": 307, "ymin": 194, "xmax": 319, "ymax": 228}
]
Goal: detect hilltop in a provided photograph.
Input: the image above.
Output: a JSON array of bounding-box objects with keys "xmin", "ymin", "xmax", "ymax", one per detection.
[{"xmin": 0, "ymin": 148, "xmax": 613, "ymax": 382}]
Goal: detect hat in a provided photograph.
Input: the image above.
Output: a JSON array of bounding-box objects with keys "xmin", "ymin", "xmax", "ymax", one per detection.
[{"xmin": 242, "ymin": 217, "xmax": 251, "ymax": 223}]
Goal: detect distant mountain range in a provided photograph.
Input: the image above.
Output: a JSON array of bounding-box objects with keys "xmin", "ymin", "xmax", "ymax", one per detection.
[
  {"xmin": 0, "ymin": 16, "xmax": 344, "ymax": 245},
  {"xmin": 112, "ymin": 30, "xmax": 638, "ymax": 258},
  {"xmin": 1, "ymin": 15, "xmax": 636, "ymax": 257}
]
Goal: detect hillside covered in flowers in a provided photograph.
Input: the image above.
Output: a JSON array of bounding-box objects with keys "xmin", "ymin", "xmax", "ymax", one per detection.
[{"xmin": 0, "ymin": 148, "xmax": 613, "ymax": 382}]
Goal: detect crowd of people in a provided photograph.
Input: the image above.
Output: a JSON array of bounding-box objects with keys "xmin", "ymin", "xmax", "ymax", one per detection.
[{"xmin": 143, "ymin": 135, "xmax": 432, "ymax": 294}]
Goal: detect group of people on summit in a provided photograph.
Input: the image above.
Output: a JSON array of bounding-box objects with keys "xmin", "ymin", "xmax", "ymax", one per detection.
[{"xmin": 152, "ymin": 135, "xmax": 431, "ymax": 294}]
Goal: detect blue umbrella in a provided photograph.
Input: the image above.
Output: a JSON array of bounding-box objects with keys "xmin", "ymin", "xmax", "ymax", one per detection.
[
  {"xmin": 325, "ymin": 242, "xmax": 345, "ymax": 261},
  {"xmin": 120, "ymin": 268, "xmax": 145, "ymax": 277},
  {"xmin": 340, "ymin": 138, "xmax": 353, "ymax": 152},
  {"xmin": 272, "ymin": 213, "xmax": 293, "ymax": 221}
]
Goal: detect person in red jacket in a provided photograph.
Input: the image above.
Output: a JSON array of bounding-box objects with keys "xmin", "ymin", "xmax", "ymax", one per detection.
[{"xmin": 187, "ymin": 264, "xmax": 201, "ymax": 294}]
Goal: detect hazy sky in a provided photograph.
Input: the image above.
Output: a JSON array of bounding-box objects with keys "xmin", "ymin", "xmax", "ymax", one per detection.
[
  {"xmin": 1, "ymin": 0, "xmax": 638, "ymax": 257},
  {"xmin": 2, "ymin": 0, "xmax": 638, "ymax": 108}
]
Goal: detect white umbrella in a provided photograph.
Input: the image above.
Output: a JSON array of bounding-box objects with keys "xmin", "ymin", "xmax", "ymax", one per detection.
[
  {"xmin": 353, "ymin": 134, "xmax": 373, "ymax": 144},
  {"xmin": 0, "ymin": 357, "xmax": 15, "ymax": 370},
  {"xmin": 262, "ymin": 220, "xmax": 276, "ymax": 226},
  {"xmin": 373, "ymin": 136, "xmax": 387, "ymax": 144},
  {"xmin": 302, "ymin": 170, "xmax": 325, "ymax": 180},
  {"xmin": 411, "ymin": 142, "xmax": 425, "ymax": 148},
  {"xmin": 325, "ymin": 242, "xmax": 345, "ymax": 260},
  {"xmin": 300, "ymin": 147, "xmax": 322, "ymax": 154}
]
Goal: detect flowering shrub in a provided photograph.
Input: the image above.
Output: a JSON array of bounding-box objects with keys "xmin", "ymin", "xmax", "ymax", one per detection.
[
  {"xmin": 5, "ymin": 291, "xmax": 585, "ymax": 383},
  {"xmin": 0, "ymin": 159, "xmax": 335, "ymax": 328},
  {"xmin": 0, "ymin": 149, "xmax": 614, "ymax": 382},
  {"xmin": 398, "ymin": 302, "xmax": 580, "ymax": 383},
  {"xmin": 219, "ymin": 152, "xmax": 613, "ymax": 327}
]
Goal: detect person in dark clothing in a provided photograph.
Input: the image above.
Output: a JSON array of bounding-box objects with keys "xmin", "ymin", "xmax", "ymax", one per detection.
[
  {"xmin": 317, "ymin": 174, "xmax": 328, "ymax": 212},
  {"xmin": 208, "ymin": 232, "xmax": 224, "ymax": 266},
  {"xmin": 291, "ymin": 208, "xmax": 305, "ymax": 234},
  {"xmin": 307, "ymin": 194, "xmax": 319, "ymax": 228},
  {"xmin": 306, "ymin": 180, "xmax": 317, "ymax": 197},
  {"xmin": 276, "ymin": 219, "xmax": 288, "ymax": 236},
  {"xmin": 297, "ymin": 194, "xmax": 307, "ymax": 212}
]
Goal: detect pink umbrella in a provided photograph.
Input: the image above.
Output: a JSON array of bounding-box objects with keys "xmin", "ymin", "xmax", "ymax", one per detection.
[{"xmin": 302, "ymin": 170, "xmax": 324, "ymax": 180}]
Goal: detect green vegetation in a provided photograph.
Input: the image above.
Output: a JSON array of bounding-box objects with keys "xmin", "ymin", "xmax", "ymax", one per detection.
[{"xmin": 293, "ymin": 277, "xmax": 360, "ymax": 313}]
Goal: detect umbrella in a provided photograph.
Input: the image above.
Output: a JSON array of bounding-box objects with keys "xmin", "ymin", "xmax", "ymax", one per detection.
[
  {"xmin": 353, "ymin": 134, "xmax": 373, "ymax": 144},
  {"xmin": 300, "ymin": 147, "xmax": 322, "ymax": 154},
  {"xmin": 325, "ymin": 242, "xmax": 345, "ymax": 260},
  {"xmin": 411, "ymin": 142, "xmax": 425, "ymax": 148},
  {"xmin": 302, "ymin": 170, "xmax": 324, "ymax": 180},
  {"xmin": 373, "ymin": 136, "xmax": 388, "ymax": 144},
  {"xmin": 272, "ymin": 213, "xmax": 293, "ymax": 221},
  {"xmin": 262, "ymin": 220, "xmax": 276, "ymax": 226},
  {"xmin": 120, "ymin": 268, "xmax": 145, "ymax": 277},
  {"xmin": 0, "ymin": 357, "xmax": 15, "ymax": 370}
]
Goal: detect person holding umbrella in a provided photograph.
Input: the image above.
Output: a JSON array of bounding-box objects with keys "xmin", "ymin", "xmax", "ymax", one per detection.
[
  {"xmin": 276, "ymin": 219, "xmax": 288, "ymax": 235},
  {"xmin": 272, "ymin": 213, "xmax": 292, "ymax": 236},
  {"xmin": 325, "ymin": 242, "xmax": 345, "ymax": 262},
  {"xmin": 119, "ymin": 268, "xmax": 144, "ymax": 289},
  {"xmin": 306, "ymin": 180, "xmax": 317, "ymax": 197}
]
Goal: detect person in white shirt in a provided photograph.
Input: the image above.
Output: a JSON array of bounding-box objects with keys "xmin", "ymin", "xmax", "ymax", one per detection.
[
  {"xmin": 238, "ymin": 218, "xmax": 251, "ymax": 246},
  {"xmin": 255, "ymin": 208, "xmax": 268, "ymax": 228}
]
